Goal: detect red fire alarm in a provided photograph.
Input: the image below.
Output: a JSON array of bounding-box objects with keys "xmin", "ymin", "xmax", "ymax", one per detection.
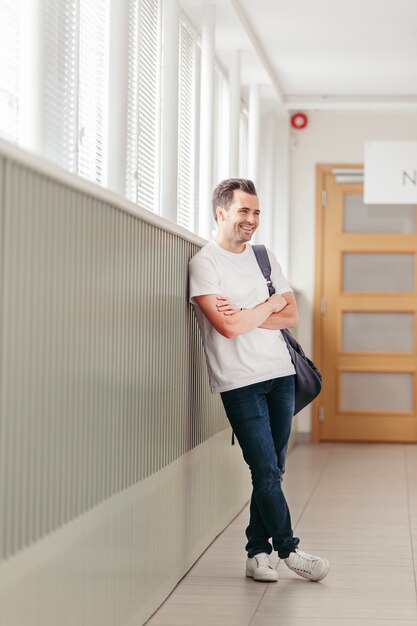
[{"xmin": 291, "ymin": 112, "xmax": 308, "ymax": 130}]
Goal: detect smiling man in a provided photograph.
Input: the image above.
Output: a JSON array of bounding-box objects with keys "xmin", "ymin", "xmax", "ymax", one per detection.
[{"xmin": 189, "ymin": 178, "xmax": 330, "ymax": 583}]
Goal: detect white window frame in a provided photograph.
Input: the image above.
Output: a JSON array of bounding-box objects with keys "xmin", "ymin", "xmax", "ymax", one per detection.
[
  {"xmin": 43, "ymin": 0, "xmax": 109, "ymax": 185},
  {"xmin": 212, "ymin": 62, "xmax": 229, "ymax": 188},
  {"xmin": 177, "ymin": 12, "xmax": 201, "ymax": 232},
  {"xmin": 239, "ymin": 104, "xmax": 249, "ymax": 179},
  {"xmin": 125, "ymin": 0, "xmax": 162, "ymax": 213},
  {"xmin": 0, "ymin": 0, "xmax": 21, "ymax": 143}
]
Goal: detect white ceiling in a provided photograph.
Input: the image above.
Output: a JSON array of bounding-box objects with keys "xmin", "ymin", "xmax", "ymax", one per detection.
[{"xmin": 180, "ymin": 0, "xmax": 417, "ymax": 111}]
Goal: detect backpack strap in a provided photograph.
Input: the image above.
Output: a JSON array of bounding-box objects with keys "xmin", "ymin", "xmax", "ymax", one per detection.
[
  {"xmin": 230, "ymin": 245, "xmax": 274, "ymax": 448},
  {"xmin": 252, "ymin": 244, "xmax": 276, "ymax": 296}
]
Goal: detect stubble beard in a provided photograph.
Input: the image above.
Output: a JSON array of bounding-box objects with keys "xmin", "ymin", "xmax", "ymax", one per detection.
[{"xmin": 237, "ymin": 226, "xmax": 254, "ymax": 242}]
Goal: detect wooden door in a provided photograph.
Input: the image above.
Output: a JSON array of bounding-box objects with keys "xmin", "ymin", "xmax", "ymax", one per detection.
[{"xmin": 313, "ymin": 164, "xmax": 417, "ymax": 442}]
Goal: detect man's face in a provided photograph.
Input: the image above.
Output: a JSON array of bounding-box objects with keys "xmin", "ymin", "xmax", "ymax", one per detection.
[{"xmin": 217, "ymin": 190, "xmax": 260, "ymax": 243}]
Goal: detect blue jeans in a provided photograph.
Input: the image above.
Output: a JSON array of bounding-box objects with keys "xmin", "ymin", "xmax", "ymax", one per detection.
[{"xmin": 221, "ymin": 375, "xmax": 299, "ymax": 559}]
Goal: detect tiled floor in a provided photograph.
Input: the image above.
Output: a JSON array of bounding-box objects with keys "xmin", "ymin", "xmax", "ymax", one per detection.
[{"xmin": 147, "ymin": 442, "xmax": 417, "ymax": 626}]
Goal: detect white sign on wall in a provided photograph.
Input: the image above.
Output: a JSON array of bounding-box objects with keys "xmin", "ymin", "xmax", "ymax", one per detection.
[{"xmin": 364, "ymin": 141, "xmax": 417, "ymax": 204}]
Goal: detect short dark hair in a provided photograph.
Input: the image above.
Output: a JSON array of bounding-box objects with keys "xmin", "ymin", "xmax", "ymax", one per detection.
[{"xmin": 212, "ymin": 178, "xmax": 257, "ymax": 221}]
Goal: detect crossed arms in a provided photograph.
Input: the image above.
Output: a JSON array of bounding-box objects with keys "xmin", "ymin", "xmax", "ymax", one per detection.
[{"xmin": 193, "ymin": 291, "xmax": 299, "ymax": 340}]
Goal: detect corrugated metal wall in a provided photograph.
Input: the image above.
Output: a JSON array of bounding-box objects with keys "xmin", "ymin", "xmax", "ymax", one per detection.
[{"xmin": 0, "ymin": 151, "xmax": 231, "ymax": 563}]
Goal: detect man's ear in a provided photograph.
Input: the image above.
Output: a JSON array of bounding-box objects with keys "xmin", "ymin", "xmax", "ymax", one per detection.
[{"xmin": 216, "ymin": 206, "xmax": 225, "ymax": 221}]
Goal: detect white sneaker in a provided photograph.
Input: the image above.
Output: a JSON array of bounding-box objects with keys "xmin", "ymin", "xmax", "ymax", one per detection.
[
  {"xmin": 246, "ymin": 553, "xmax": 278, "ymax": 582},
  {"xmin": 284, "ymin": 549, "xmax": 330, "ymax": 582}
]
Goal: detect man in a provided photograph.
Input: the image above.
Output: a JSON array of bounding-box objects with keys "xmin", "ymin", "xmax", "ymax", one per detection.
[{"xmin": 189, "ymin": 178, "xmax": 329, "ymax": 583}]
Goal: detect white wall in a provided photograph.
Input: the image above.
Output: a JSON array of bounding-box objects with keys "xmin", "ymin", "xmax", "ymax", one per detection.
[{"xmin": 289, "ymin": 110, "xmax": 417, "ymax": 433}]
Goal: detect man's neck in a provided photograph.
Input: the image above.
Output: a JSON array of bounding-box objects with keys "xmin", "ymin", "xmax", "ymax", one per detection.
[{"xmin": 215, "ymin": 234, "xmax": 246, "ymax": 254}]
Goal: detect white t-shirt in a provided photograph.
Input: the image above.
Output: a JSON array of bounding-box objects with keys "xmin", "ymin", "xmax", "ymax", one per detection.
[{"xmin": 189, "ymin": 241, "xmax": 295, "ymax": 393}]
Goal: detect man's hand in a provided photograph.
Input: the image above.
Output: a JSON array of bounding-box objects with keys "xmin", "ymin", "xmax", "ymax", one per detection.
[
  {"xmin": 215, "ymin": 293, "xmax": 287, "ymax": 318},
  {"xmin": 259, "ymin": 291, "xmax": 298, "ymax": 329},
  {"xmin": 268, "ymin": 293, "xmax": 288, "ymax": 313},
  {"xmin": 215, "ymin": 296, "xmax": 240, "ymax": 316},
  {"xmin": 194, "ymin": 293, "xmax": 282, "ymax": 339},
  {"xmin": 194, "ymin": 291, "xmax": 297, "ymax": 338}
]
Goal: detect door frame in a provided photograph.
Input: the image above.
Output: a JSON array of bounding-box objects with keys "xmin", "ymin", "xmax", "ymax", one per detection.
[{"xmin": 312, "ymin": 163, "xmax": 363, "ymax": 442}]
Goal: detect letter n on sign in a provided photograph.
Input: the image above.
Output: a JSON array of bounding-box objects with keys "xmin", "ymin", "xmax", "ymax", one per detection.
[{"xmin": 364, "ymin": 141, "xmax": 417, "ymax": 204}]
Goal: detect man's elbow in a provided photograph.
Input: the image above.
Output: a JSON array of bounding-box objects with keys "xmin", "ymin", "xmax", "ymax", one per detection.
[
  {"xmin": 287, "ymin": 314, "xmax": 299, "ymax": 329},
  {"xmin": 217, "ymin": 318, "xmax": 240, "ymax": 339},
  {"xmin": 220, "ymin": 325, "xmax": 239, "ymax": 339}
]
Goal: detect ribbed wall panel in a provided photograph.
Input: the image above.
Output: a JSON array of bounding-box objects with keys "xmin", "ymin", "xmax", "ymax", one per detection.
[
  {"xmin": 0, "ymin": 428, "xmax": 251, "ymax": 626},
  {"xmin": 0, "ymin": 154, "xmax": 228, "ymax": 562}
]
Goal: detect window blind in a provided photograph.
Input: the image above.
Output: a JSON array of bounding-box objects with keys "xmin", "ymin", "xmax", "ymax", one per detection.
[
  {"xmin": 126, "ymin": 0, "xmax": 162, "ymax": 213},
  {"xmin": 78, "ymin": 0, "xmax": 108, "ymax": 183},
  {"xmin": 0, "ymin": 0, "xmax": 20, "ymax": 143},
  {"xmin": 43, "ymin": 0, "xmax": 78, "ymax": 173},
  {"xmin": 213, "ymin": 63, "xmax": 229, "ymax": 188},
  {"xmin": 43, "ymin": 0, "xmax": 109, "ymax": 184},
  {"xmin": 177, "ymin": 13, "xmax": 200, "ymax": 232}
]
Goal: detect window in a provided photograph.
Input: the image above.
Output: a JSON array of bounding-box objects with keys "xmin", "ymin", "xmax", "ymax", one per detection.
[
  {"xmin": 177, "ymin": 13, "xmax": 200, "ymax": 232},
  {"xmin": 78, "ymin": 1, "xmax": 109, "ymax": 183},
  {"xmin": 212, "ymin": 63, "xmax": 229, "ymax": 188},
  {"xmin": 0, "ymin": 0, "xmax": 20, "ymax": 143},
  {"xmin": 238, "ymin": 105, "xmax": 248, "ymax": 179},
  {"xmin": 0, "ymin": 0, "xmax": 245, "ymax": 234},
  {"xmin": 43, "ymin": 0, "xmax": 109, "ymax": 184},
  {"xmin": 126, "ymin": 0, "xmax": 162, "ymax": 212}
]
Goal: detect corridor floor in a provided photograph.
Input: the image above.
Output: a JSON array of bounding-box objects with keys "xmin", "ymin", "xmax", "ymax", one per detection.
[{"xmin": 147, "ymin": 442, "xmax": 417, "ymax": 626}]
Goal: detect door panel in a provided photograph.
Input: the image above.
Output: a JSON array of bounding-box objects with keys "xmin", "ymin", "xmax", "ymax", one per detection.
[
  {"xmin": 342, "ymin": 312, "xmax": 414, "ymax": 352},
  {"xmin": 339, "ymin": 371, "xmax": 414, "ymax": 413},
  {"xmin": 343, "ymin": 195, "xmax": 416, "ymax": 233},
  {"xmin": 314, "ymin": 165, "xmax": 417, "ymax": 442},
  {"xmin": 342, "ymin": 252, "xmax": 415, "ymax": 292}
]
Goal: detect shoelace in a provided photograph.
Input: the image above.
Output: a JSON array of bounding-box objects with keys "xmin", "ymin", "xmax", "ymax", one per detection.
[
  {"xmin": 255, "ymin": 554, "xmax": 274, "ymax": 570},
  {"xmin": 289, "ymin": 550, "xmax": 318, "ymax": 572}
]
